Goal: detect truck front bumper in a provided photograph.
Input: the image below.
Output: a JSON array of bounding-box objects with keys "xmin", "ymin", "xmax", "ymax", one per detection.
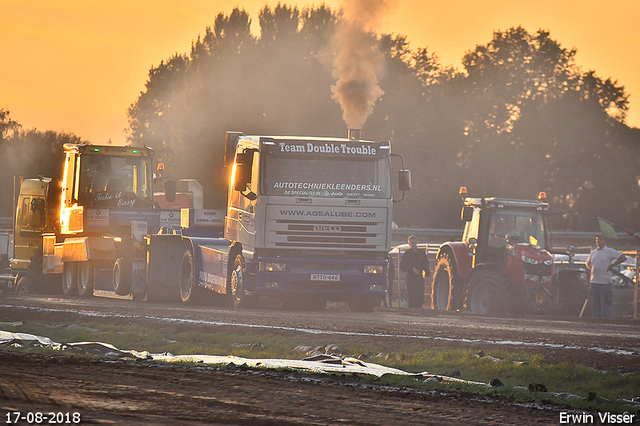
[{"xmin": 251, "ymin": 255, "xmax": 388, "ymax": 298}]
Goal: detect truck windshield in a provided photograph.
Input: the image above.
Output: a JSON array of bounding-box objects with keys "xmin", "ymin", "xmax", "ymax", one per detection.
[
  {"xmin": 263, "ymin": 156, "xmax": 391, "ymax": 199},
  {"xmin": 488, "ymin": 209, "xmax": 546, "ymax": 248},
  {"xmin": 78, "ymin": 155, "xmax": 153, "ymax": 208}
]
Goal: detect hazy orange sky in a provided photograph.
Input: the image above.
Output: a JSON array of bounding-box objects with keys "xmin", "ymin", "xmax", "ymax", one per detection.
[{"xmin": 2, "ymin": 0, "xmax": 639, "ymax": 144}]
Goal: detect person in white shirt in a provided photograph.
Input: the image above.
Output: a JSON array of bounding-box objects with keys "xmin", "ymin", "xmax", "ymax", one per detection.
[{"xmin": 585, "ymin": 235, "xmax": 626, "ymax": 318}]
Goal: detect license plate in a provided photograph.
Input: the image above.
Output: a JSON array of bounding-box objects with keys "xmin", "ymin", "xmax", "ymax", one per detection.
[{"xmin": 310, "ymin": 274, "xmax": 340, "ymax": 281}]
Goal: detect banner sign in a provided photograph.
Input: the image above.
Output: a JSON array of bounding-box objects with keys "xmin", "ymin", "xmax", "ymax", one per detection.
[{"xmin": 264, "ymin": 139, "xmax": 388, "ymax": 159}]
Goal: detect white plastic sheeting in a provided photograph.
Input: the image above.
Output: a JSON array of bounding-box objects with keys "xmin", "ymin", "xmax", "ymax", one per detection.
[{"xmin": 0, "ymin": 329, "xmax": 485, "ymax": 384}]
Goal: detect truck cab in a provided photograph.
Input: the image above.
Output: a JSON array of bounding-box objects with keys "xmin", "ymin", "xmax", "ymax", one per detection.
[
  {"xmin": 223, "ymin": 132, "xmax": 406, "ymax": 311},
  {"xmin": 461, "ymin": 197, "xmax": 550, "ymax": 266},
  {"xmin": 12, "ymin": 177, "xmax": 60, "ymax": 271},
  {"xmin": 59, "ymin": 144, "xmax": 155, "ymax": 236}
]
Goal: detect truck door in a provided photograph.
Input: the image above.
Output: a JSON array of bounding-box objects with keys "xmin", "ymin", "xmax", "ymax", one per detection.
[
  {"xmin": 228, "ymin": 149, "xmax": 258, "ymax": 248},
  {"xmin": 14, "ymin": 195, "xmax": 46, "ymax": 267},
  {"xmin": 60, "ymin": 151, "xmax": 84, "ymax": 234}
]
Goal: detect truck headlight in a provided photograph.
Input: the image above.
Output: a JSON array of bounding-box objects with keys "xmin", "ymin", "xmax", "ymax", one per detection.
[
  {"xmin": 521, "ymin": 255, "xmax": 539, "ymax": 264},
  {"xmin": 363, "ymin": 265, "xmax": 384, "ymax": 274},
  {"xmin": 259, "ymin": 262, "xmax": 287, "ymax": 272}
]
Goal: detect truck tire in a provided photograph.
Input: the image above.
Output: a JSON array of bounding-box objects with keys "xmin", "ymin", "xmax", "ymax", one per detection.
[
  {"xmin": 77, "ymin": 262, "xmax": 94, "ymax": 297},
  {"xmin": 15, "ymin": 276, "xmax": 31, "ymax": 296},
  {"xmin": 465, "ymin": 271, "xmax": 507, "ymax": 313},
  {"xmin": 432, "ymin": 254, "xmax": 463, "ymax": 310},
  {"xmin": 179, "ymin": 250, "xmax": 197, "ymax": 304},
  {"xmin": 112, "ymin": 257, "xmax": 131, "ymax": 296},
  {"xmin": 62, "ymin": 262, "xmax": 78, "ymax": 296},
  {"xmin": 228, "ymin": 254, "xmax": 256, "ymax": 309}
]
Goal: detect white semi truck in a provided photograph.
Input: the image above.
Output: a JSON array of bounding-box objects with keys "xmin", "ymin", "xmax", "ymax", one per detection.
[{"xmin": 189, "ymin": 131, "xmax": 411, "ymax": 311}]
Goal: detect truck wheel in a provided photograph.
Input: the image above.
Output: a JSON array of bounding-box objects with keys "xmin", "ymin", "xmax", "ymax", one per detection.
[
  {"xmin": 16, "ymin": 276, "xmax": 31, "ymax": 296},
  {"xmin": 62, "ymin": 262, "xmax": 78, "ymax": 296},
  {"xmin": 77, "ymin": 262, "xmax": 94, "ymax": 297},
  {"xmin": 179, "ymin": 250, "xmax": 197, "ymax": 304},
  {"xmin": 466, "ymin": 271, "xmax": 506, "ymax": 313},
  {"xmin": 113, "ymin": 257, "xmax": 131, "ymax": 296},
  {"xmin": 229, "ymin": 254, "xmax": 256, "ymax": 309},
  {"xmin": 349, "ymin": 296, "xmax": 376, "ymax": 313},
  {"xmin": 432, "ymin": 255, "xmax": 463, "ymax": 310}
]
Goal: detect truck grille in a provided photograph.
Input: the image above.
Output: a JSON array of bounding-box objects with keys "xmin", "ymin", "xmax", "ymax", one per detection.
[{"xmin": 272, "ymin": 219, "xmax": 381, "ymax": 249}]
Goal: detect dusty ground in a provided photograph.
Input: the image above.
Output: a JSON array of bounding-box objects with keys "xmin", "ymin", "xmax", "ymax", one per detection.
[
  {"xmin": 1, "ymin": 351, "xmax": 565, "ymax": 425},
  {"xmin": 1, "ymin": 296, "xmax": 639, "ymax": 424}
]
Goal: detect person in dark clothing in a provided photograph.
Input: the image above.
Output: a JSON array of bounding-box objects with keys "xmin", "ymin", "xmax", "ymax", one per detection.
[{"xmin": 400, "ymin": 235, "xmax": 430, "ymax": 308}]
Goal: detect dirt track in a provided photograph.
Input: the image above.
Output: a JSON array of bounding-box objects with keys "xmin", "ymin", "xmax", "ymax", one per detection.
[
  {"xmin": 1, "ymin": 351, "xmax": 565, "ymax": 425},
  {"xmin": 1, "ymin": 296, "xmax": 639, "ymax": 424}
]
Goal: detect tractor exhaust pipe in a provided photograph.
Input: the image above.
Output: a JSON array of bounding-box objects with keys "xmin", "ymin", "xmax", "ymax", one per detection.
[{"xmin": 348, "ymin": 129, "xmax": 361, "ymax": 140}]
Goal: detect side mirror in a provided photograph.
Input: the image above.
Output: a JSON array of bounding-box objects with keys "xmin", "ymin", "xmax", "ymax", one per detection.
[
  {"xmin": 398, "ymin": 170, "xmax": 411, "ymax": 191},
  {"xmin": 461, "ymin": 206, "xmax": 473, "ymax": 222},
  {"xmin": 225, "ymin": 131, "xmax": 243, "ymax": 168},
  {"xmin": 243, "ymin": 191, "xmax": 257, "ymax": 201},
  {"xmin": 164, "ymin": 179, "xmax": 176, "ymax": 203}
]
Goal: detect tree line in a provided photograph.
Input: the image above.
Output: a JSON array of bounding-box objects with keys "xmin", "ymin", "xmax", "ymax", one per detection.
[
  {"xmin": 0, "ymin": 109, "xmax": 85, "ymax": 217},
  {"xmin": 3, "ymin": 3, "xmax": 640, "ymax": 232}
]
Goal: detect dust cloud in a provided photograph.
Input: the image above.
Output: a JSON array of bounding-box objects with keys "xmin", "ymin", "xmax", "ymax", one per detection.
[{"xmin": 330, "ymin": 0, "xmax": 396, "ymax": 129}]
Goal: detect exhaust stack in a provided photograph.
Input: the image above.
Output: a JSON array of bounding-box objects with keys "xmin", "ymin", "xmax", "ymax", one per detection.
[{"xmin": 348, "ymin": 129, "xmax": 361, "ymax": 140}]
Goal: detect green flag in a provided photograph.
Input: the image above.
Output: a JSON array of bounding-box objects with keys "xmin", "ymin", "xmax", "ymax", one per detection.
[{"xmin": 597, "ymin": 217, "xmax": 618, "ymax": 239}]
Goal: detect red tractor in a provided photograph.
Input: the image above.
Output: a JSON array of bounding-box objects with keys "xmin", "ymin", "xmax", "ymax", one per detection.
[{"xmin": 431, "ymin": 189, "xmax": 558, "ymax": 313}]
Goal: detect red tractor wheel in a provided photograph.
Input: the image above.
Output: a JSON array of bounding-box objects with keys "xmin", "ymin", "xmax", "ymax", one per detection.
[{"xmin": 431, "ymin": 254, "xmax": 464, "ymax": 310}]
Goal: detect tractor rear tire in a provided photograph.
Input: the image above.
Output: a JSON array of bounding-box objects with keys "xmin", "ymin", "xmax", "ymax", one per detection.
[
  {"xmin": 465, "ymin": 271, "xmax": 508, "ymax": 313},
  {"xmin": 431, "ymin": 254, "xmax": 463, "ymax": 310}
]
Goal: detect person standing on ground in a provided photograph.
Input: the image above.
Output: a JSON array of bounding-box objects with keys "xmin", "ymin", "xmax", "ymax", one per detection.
[
  {"xmin": 585, "ymin": 235, "xmax": 626, "ymax": 319},
  {"xmin": 400, "ymin": 235, "xmax": 430, "ymax": 308}
]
